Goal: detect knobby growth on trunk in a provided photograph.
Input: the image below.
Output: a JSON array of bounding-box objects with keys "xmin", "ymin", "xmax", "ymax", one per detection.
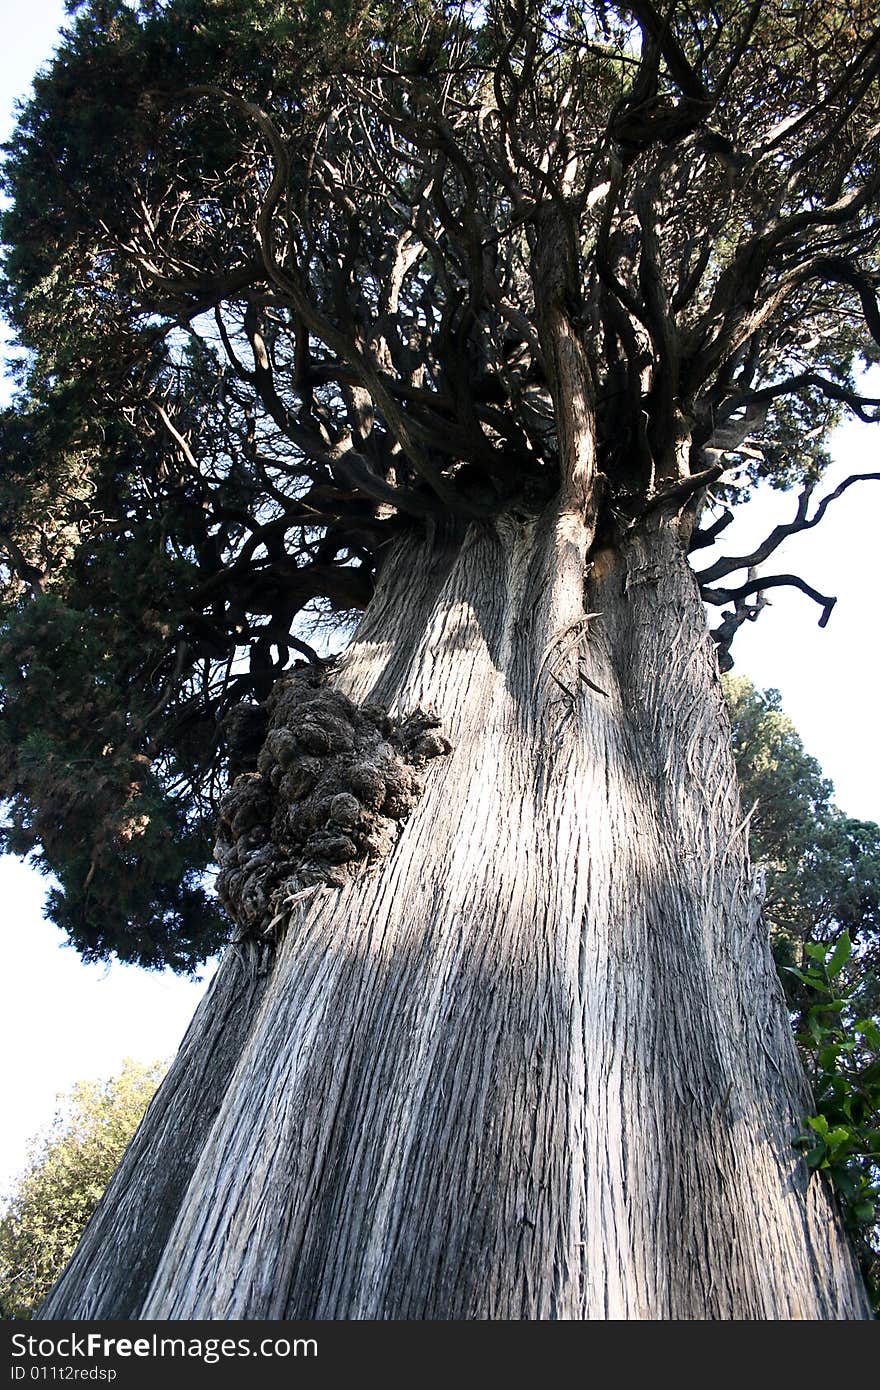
[{"xmin": 1, "ymin": 0, "xmax": 879, "ymax": 1318}]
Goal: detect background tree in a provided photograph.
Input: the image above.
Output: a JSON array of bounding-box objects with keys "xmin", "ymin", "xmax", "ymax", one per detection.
[
  {"xmin": 726, "ymin": 675, "xmax": 880, "ymax": 1011},
  {"xmin": 0, "ymin": 1060, "xmax": 165, "ymax": 1319},
  {"xmin": 725, "ymin": 675, "xmax": 880, "ymax": 1304},
  {"xmin": 2, "ymin": 0, "xmax": 879, "ymax": 1319}
]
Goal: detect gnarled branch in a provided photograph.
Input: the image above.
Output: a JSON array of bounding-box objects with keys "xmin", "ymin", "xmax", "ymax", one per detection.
[
  {"xmin": 702, "ymin": 572, "xmax": 837, "ymax": 627},
  {"xmin": 696, "ymin": 472, "xmax": 880, "ymax": 585}
]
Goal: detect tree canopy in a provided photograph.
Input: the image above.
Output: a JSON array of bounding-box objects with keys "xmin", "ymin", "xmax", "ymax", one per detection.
[
  {"xmin": 0, "ymin": 1059, "xmax": 165, "ymax": 1319},
  {"xmin": 1, "ymin": 0, "xmax": 879, "ymax": 966}
]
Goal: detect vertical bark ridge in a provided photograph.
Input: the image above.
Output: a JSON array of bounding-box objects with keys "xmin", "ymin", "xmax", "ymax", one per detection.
[{"xmin": 37, "ymin": 941, "xmax": 275, "ymax": 1319}]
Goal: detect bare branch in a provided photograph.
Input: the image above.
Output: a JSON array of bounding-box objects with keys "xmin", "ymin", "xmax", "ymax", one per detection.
[
  {"xmin": 718, "ymin": 372, "xmax": 880, "ymax": 425},
  {"xmin": 642, "ymin": 461, "xmax": 726, "ymax": 514},
  {"xmin": 626, "ymin": 0, "xmax": 711, "ymax": 106},
  {"xmin": 696, "ymin": 472, "xmax": 880, "ymax": 584},
  {"xmin": 688, "ymin": 507, "xmax": 734, "ymax": 551},
  {"xmin": 702, "ymin": 572, "xmax": 837, "ymax": 627},
  {"xmin": 709, "ymin": 589, "xmax": 769, "ymax": 672},
  {"xmin": 145, "ymin": 399, "xmax": 199, "ymax": 472}
]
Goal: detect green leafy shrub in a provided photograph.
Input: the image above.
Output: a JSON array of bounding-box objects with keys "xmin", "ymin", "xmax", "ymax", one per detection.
[{"xmin": 786, "ymin": 934, "xmax": 880, "ymax": 1308}]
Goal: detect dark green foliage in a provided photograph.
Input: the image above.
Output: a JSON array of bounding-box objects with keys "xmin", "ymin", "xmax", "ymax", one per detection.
[
  {"xmin": 0, "ymin": 592, "xmax": 226, "ymax": 969},
  {"xmin": 0, "ymin": 0, "xmax": 396, "ymax": 964},
  {"xmin": 0, "ymin": 374, "xmax": 229, "ymax": 968},
  {"xmin": 725, "ymin": 675, "xmax": 880, "ymax": 1304}
]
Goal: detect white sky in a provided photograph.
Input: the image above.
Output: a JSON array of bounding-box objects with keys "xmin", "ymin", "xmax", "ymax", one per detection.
[{"xmin": 0, "ymin": 0, "xmax": 878, "ymax": 1197}]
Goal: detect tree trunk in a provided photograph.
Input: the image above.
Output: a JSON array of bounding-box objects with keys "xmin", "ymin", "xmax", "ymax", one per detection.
[{"xmin": 39, "ymin": 503, "xmax": 870, "ymax": 1320}]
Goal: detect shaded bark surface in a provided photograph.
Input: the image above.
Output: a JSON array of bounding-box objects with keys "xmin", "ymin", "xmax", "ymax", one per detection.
[
  {"xmin": 38, "ymin": 942, "xmax": 274, "ymax": 1320},
  {"xmin": 40, "ymin": 505, "xmax": 870, "ymax": 1320}
]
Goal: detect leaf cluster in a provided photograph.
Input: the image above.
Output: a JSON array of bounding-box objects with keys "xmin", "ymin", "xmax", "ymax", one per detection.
[{"xmin": 787, "ymin": 935, "xmax": 880, "ymax": 1309}]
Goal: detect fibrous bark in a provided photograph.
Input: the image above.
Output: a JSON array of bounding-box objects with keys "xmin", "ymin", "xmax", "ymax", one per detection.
[
  {"xmin": 37, "ymin": 938, "xmax": 273, "ymax": 1319},
  {"xmin": 39, "ymin": 499, "xmax": 870, "ymax": 1320}
]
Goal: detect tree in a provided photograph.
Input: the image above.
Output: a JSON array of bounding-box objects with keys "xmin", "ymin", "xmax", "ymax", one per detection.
[
  {"xmin": 0, "ymin": 1060, "xmax": 165, "ymax": 1319},
  {"xmin": 725, "ymin": 676, "xmax": 880, "ymax": 1007},
  {"xmin": 724, "ymin": 676, "xmax": 880, "ymax": 1304},
  {"xmin": 2, "ymin": 0, "xmax": 879, "ymax": 1319}
]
